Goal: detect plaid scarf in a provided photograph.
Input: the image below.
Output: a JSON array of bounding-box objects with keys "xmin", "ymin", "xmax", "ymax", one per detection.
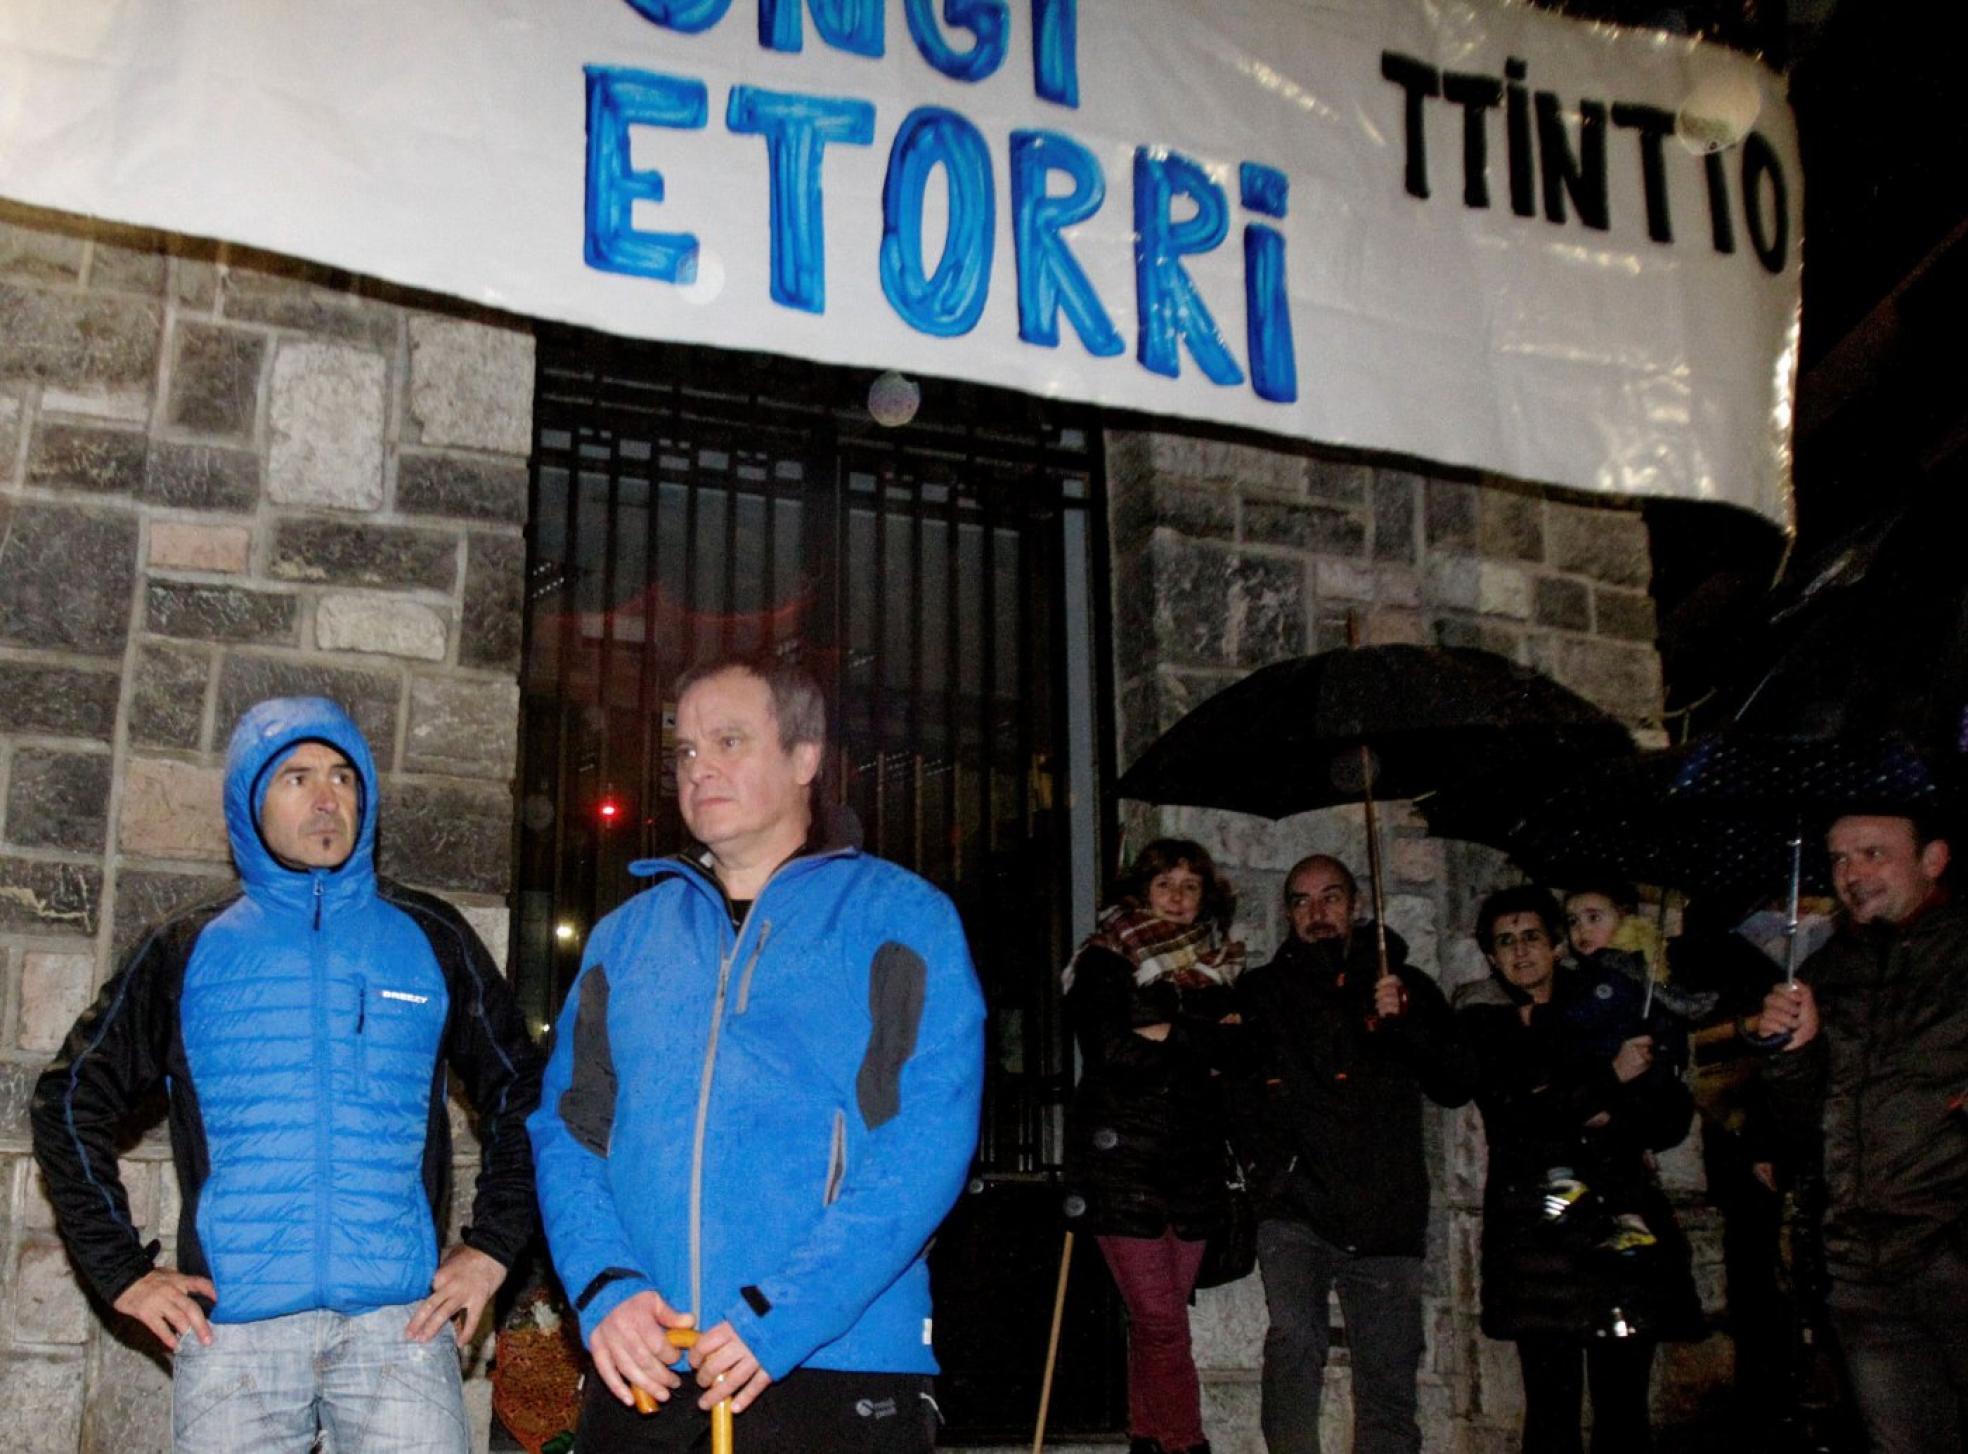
[{"xmin": 1062, "ymin": 904, "xmax": 1246, "ymax": 994}]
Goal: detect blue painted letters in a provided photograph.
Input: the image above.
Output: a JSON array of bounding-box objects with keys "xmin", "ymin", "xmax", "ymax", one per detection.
[
  {"xmin": 726, "ymin": 86, "xmax": 877, "ymax": 313},
  {"xmin": 1030, "ymin": 0, "xmax": 1079, "ymax": 107},
  {"xmin": 758, "ymin": 0, "xmax": 884, "ymax": 57},
  {"xmin": 1239, "ymin": 163, "xmax": 1296, "ymax": 403},
  {"xmin": 881, "ymin": 108, "xmax": 996, "ymax": 336},
  {"xmin": 584, "ymin": 66, "xmax": 711, "ymax": 284},
  {"xmin": 1133, "ymin": 148, "xmax": 1243, "ymax": 386},
  {"xmin": 1010, "ymin": 130, "xmax": 1120, "ymax": 355},
  {"xmin": 904, "ymin": 0, "xmax": 1009, "ymax": 83},
  {"xmin": 618, "ymin": 0, "xmax": 734, "ymax": 34}
]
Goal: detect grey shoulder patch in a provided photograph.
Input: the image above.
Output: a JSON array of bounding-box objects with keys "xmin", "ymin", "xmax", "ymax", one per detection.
[
  {"xmin": 856, "ymin": 941, "xmax": 927, "ymax": 1130},
  {"xmin": 558, "ymin": 964, "xmax": 618, "ymax": 1156}
]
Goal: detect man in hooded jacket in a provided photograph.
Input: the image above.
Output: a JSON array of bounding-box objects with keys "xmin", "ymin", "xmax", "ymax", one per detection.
[{"xmin": 30, "ymin": 696, "xmax": 544, "ymax": 1453}]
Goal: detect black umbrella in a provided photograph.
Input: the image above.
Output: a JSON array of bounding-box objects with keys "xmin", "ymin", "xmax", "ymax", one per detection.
[
  {"xmin": 1116, "ymin": 643, "xmax": 1634, "ymax": 976},
  {"xmin": 1420, "ymin": 731, "xmax": 1946, "ymax": 983}
]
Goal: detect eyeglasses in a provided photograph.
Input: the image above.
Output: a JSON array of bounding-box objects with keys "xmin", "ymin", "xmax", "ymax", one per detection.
[{"xmin": 1286, "ymin": 892, "xmax": 1347, "ymax": 909}]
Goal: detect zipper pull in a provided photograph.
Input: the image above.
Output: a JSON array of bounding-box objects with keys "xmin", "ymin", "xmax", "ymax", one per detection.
[
  {"xmin": 357, "ymin": 980, "xmax": 366, "ymax": 1035},
  {"xmin": 313, "ymin": 876, "xmax": 324, "ymax": 931}
]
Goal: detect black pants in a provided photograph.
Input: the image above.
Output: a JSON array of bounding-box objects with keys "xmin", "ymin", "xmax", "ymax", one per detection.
[
  {"xmin": 1515, "ymin": 1334, "xmax": 1656, "ymax": 1454},
  {"xmin": 575, "ymin": 1367, "xmax": 938, "ymax": 1453},
  {"xmin": 1828, "ymin": 1242, "xmax": 1968, "ymax": 1454}
]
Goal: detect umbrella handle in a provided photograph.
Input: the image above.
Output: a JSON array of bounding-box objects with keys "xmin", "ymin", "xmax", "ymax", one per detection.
[
  {"xmin": 1032, "ymin": 1231, "xmax": 1074, "ymax": 1454},
  {"xmin": 647, "ymin": 1326, "xmax": 733, "ymax": 1454}
]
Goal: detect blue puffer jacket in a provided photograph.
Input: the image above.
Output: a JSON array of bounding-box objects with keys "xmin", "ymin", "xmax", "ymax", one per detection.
[
  {"xmin": 529, "ymin": 845, "xmax": 985, "ymax": 1379},
  {"xmin": 30, "ymin": 697, "xmax": 543, "ymax": 1322}
]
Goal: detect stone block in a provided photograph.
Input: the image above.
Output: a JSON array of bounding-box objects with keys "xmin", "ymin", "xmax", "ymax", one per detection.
[
  {"xmin": 1367, "ymin": 606, "xmax": 1427, "ymax": 645},
  {"xmin": 0, "ymin": 503, "xmax": 139, "ymax": 655},
  {"xmin": 13, "ymin": 1238, "xmax": 92, "ymax": 1343},
  {"xmin": 21, "ymin": 1157, "xmax": 59, "ymax": 1228},
  {"xmin": 87, "ymin": 231, "xmax": 169, "ymax": 294},
  {"xmin": 214, "ymin": 654, "xmax": 399, "ymax": 766},
  {"xmin": 0, "ymin": 206, "xmax": 86, "ymax": 281},
  {"xmin": 1424, "ymin": 480, "xmax": 1477, "ymax": 550},
  {"xmin": 381, "ymin": 781, "xmax": 516, "ymax": 895},
  {"xmin": 396, "ymin": 450, "xmax": 530, "ymax": 525},
  {"xmin": 271, "ymin": 518, "xmax": 459, "ymax": 592},
  {"xmin": 1372, "ymin": 470, "xmax": 1419, "ymax": 562},
  {"xmin": 1546, "ymin": 502, "xmax": 1651, "ymax": 587},
  {"xmin": 222, "ymin": 258, "xmax": 399, "ymax": 347},
  {"xmin": 1229, "ymin": 554, "xmax": 1307, "ymax": 667},
  {"xmin": 267, "ymin": 340, "xmax": 387, "ymax": 511},
  {"xmin": 0, "ymin": 283, "xmax": 161, "ymax": 390},
  {"xmin": 143, "ymin": 441, "xmax": 260, "ymax": 512},
  {"xmin": 1306, "ymin": 455, "xmax": 1370, "ymax": 505},
  {"xmin": 1475, "ymin": 562, "xmax": 1531, "ymax": 620},
  {"xmin": 457, "ymin": 903, "xmax": 513, "ymax": 974},
  {"xmin": 408, "ymin": 317, "xmax": 536, "ymax": 456},
  {"xmin": 316, "ymin": 595, "xmax": 448, "ymax": 661},
  {"xmin": 1593, "ymin": 586, "xmax": 1657, "ymax": 642},
  {"xmin": 146, "ymin": 580, "xmax": 298, "ymax": 645},
  {"xmin": 1192, "ymin": 1273, "xmax": 1267, "ymax": 1373},
  {"xmin": 0, "ymin": 1348, "xmax": 86, "ymax": 1446},
  {"xmin": 1423, "ymin": 556, "xmax": 1480, "ymax": 614},
  {"xmin": 80, "ymin": 1324, "xmax": 175, "ymax": 1454},
  {"xmin": 25, "ymin": 421, "xmax": 148, "ymax": 495},
  {"xmin": 0, "ymin": 388, "xmax": 20, "ymax": 467},
  {"xmin": 460, "ymin": 531, "xmax": 526, "ymax": 671},
  {"xmin": 407, "ymin": 676, "xmax": 521, "ymax": 777},
  {"xmin": 1242, "ymin": 498, "xmax": 1365, "ymax": 555},
  {"xmin": 1476, "ymin": 488, "xmax": 1545, "ymax": 562},
  {"xmin": 1145, "ymin": 534, "xmax": 1234, "ymax": 667},
  {"xmin": 166, "ymin": 320, "xmax": 265, "ymax": 438},
  {"xmin": 112, "ymin": 869, "xmax": 235, "ymax": 961},
  {"xmin": 1199, "ymin": 1377, "xmax": 1266, "ymax": 1454},
  {"xmin": 19, "ymin": 949, "xmax": 95, "ymax": 1053},
  {"xmin": 1391, "ymin": 836, "xmax": 1444, "ymax": 886},
  {"xmin": 173, "ymin": 251, "xmax": 220, "ymax": 312},
  {"xmin": 0, "ymin": 857, "xmax": 101, "ymax": 936},
  {"xmin": 1432, "ymin": 615, "xmax": 1525, "ymax": 661},
  {"xmin": 129, "ymin": 644, "xmax": 210, "ymax": 750},
  {"xmin": 1532, "ymin": 575, "xmax": 1590, "ymax": 631},
  {"xmin": 119, "ymin": 758, "xmax": 229, "ymax": 862},
  {"xmin": 1532, "ymin": 636, "xmax": 1665, "ymax": 724},
  {"xmin": 1376, "ymin": 566, "xmax": 1423, "ymax": 608},
  {"xmin": 1314, "ymin": 559, "xmax": 1376, "ymax": 602},
  {"xmin": 5, "ymin": 748, "xmax": 113, "ymax": 853},
  {"xmin": 1110, "ymin": 479, "xmax": 1234, "ymax": 553},
  {"xmin": 148, "ymin": 522, "xmax": 251, "ymax": 574},
  {"xmin": 1113, "ymin": 430, "xmax": 1308, "ymax": 497},
  {"xmin": 0, "ymin": 662, "xmax": 121, "ymax": 740}
]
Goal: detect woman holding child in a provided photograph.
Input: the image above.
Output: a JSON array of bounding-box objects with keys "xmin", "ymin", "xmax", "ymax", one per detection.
[
  {"xmin": 1454, "ymin": 885, "xmax": 1702, "ymax": 1454},
  {"xmin": 1061, "ymin": 838, "xmax": 1245, "ymax": 1454}
]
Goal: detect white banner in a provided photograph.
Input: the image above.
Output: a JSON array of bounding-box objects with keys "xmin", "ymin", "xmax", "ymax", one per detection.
[{"xmin": 0, "ymin": 0, "xmax": 1798, "ymax": 529}]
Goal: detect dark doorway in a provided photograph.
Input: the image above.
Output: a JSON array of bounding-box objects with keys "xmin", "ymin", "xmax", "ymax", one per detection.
[{"xmin": 515, "ymin": 330, "xmax": 1125, "ymax": 1441}]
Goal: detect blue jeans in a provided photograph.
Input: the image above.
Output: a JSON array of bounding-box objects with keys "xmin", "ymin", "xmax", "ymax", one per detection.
[
  {"xmin": 1257, "ymin": 1218, "xmax": 1424, "ymax": 1454},
  {"xmin": 171, "ymin": 1302, "xmax": 470, "ymax": 1454},
  {"xmin": 1828, "ymin": 1241, "xmax": 1968, "ymax": 1454}
]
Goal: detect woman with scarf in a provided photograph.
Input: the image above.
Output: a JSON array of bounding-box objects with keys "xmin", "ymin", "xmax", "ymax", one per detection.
[{"xmin": 1062, "ymin": 838, "xmax": 1244, "ymax": 1454}]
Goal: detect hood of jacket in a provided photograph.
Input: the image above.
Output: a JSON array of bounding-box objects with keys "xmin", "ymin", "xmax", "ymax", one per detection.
[{"xmin": 223, "ymin": 696, "xmax": 378, "ymax": 916}]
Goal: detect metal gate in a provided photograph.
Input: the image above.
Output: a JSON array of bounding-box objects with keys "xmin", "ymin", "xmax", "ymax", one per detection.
[{"xmin": 515, "ymin": 329, "xmax": 1124, "ymax": 1439}]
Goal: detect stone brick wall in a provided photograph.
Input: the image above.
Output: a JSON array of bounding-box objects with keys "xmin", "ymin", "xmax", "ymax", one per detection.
[
  {"xmin": 1104, "ymin": 430, "xmax": 1727, "ymax": 1453},
  {"xmin": 0, "ymin": 202, "xmax": 533, "ymax": 1451}
]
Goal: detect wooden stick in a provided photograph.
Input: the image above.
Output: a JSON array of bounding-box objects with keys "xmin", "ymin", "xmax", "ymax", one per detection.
[{"xmin": 1032, "ymin": 1230, "xmax": 1074, "ymax": 1454}]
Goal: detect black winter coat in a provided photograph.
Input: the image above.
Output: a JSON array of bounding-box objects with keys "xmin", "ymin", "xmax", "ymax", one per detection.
[
  {"xmin": 1457, "ymin": 971, "xmax": 1702, "ymax": 1342},
  {"xmin": 1232, "ymin": 928, "xmax": 1475, "ymax": 1257},
  {"xmin": 1763, "ymin": 898, "xmax": 1968, "ymax": 1284},
  {"xmin": 1062, "ymin": 945, "xmax": 1238, "ymax": 1239}
]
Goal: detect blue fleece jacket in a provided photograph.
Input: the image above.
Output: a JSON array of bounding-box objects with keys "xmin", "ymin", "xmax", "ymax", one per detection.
[{"xmin": 528, "ymin": 847, "xmax": 985, "ymax": 1379}]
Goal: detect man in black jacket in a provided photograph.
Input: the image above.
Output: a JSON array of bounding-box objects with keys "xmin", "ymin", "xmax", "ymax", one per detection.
[
  {"xmin": 1757, "ymin": 811, "xmax": 1968, "ymax": 1454},
  {"xmin": 1234, "ymin": 855, "xmax": 1475, "ymax": 1454}
]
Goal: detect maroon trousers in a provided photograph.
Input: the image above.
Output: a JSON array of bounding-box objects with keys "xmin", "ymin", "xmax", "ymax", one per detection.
[{"xmin": 1097, "ymin": 1230, "xmax": 1208, "ymax": 1450}]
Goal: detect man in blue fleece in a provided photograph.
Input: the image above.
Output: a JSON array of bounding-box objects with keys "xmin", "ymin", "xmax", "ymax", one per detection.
[
  {"xmin": 31, "ymin": 697, "xmax": 543, "ymax": 1452},
  {"xmin": 530, "ymin": 656, "xmax": 985, "ymax": 1452}
]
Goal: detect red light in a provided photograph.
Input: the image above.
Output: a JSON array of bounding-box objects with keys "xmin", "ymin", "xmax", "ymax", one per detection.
[{"xmin": 598, "ymin": 797, "xmax": 621, "ymax": 822}]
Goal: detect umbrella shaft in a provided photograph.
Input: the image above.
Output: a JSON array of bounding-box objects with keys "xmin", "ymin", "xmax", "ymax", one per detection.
[{"xmin": 1361, "ymin": 746, "xmax": 1391, "ymax": 978}]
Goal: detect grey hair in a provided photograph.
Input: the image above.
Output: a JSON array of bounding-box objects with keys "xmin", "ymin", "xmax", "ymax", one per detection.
[{"xmin": 674, "ymin": 654, "xmax": 827, "ymax": 755}]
